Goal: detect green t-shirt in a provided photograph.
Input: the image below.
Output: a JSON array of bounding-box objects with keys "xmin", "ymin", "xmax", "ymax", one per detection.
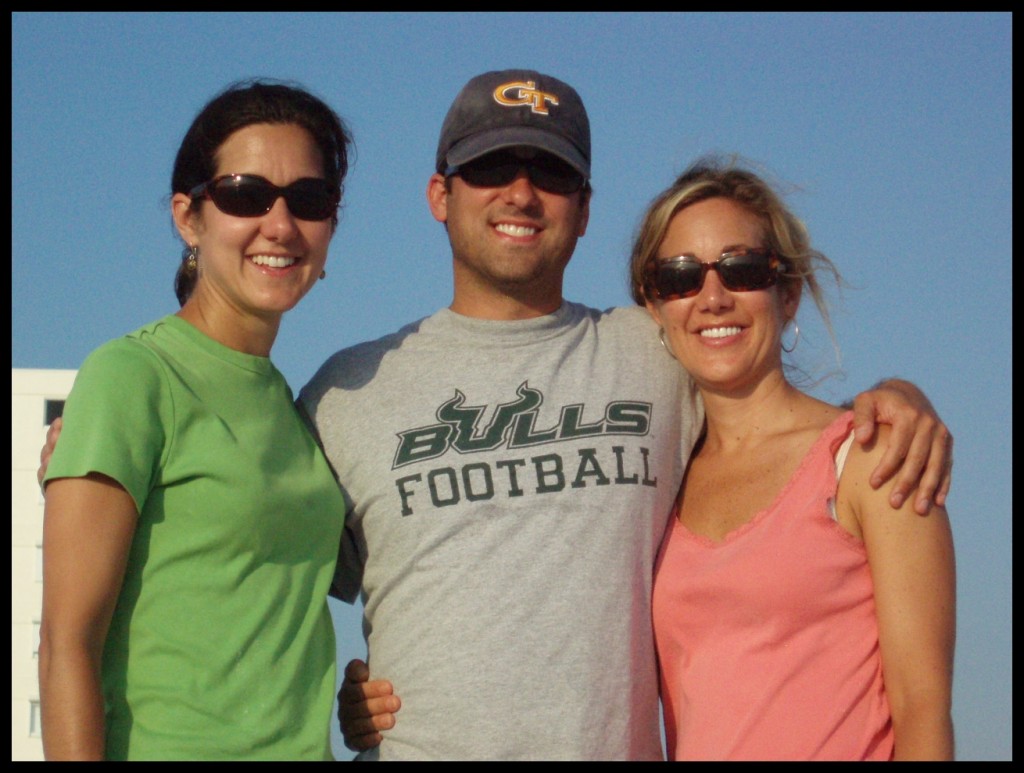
[{"xmin": 45, "ymin": 315, "xmax": 346, "ymax": 760}]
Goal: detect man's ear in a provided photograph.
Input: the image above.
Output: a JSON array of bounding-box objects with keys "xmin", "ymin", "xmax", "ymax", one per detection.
[
  {"xmin": 426, "ymin": 174, "xmax": 449, "ymax": 224},
  {"xmin": 576, "ymin": 190, "xmax": 590, "ymax": 237}
]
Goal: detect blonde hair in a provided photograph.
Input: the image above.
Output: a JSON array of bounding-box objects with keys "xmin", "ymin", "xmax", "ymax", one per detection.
[{"xmin": 628, "ymin": 155, "xmax": 842, "ymax": 352}]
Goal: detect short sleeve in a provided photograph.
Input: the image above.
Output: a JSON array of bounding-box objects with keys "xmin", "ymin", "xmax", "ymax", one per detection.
[{"xmin": 44, "ymin": 338, "xmax": 171, "ymax": 512}]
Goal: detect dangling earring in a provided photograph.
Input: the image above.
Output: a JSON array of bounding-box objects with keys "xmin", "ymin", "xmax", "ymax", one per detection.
[
  {"xmin": 782, "ymin": 320, "xmax": 801, "ymax": 353},
  {"xmin": 659, "ymin": 327, "xmax": 677, "ymax": 361},
  {"xmin": 319, "ymin": 270, "xmax": 327, "ymax": 281},
  {"xmin": 183, "ymin": 244, "xmax": 199, "ymax": 273}
]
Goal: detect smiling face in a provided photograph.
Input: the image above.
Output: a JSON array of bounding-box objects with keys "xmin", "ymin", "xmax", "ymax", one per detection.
[
  {"xmin": 427, "ymin": 149, "xmax": 590, "ymax": 319},
  {"xmin": 172, "ymin": 123, "xmax": 334, "ymax": 338},
  {"xmin": 646, "ymin": 196, "xmax": 799, "ymax": 396}
]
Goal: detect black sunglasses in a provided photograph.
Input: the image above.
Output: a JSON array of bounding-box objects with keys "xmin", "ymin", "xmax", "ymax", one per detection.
[
  {"xmin": 445, "ymin": 151, "xmax": 586, "ymax": 195},
  {"xmin": 188, "ymin": 174, "xmax": 339, "ymax": 221},
  {"xmin": 645, "ymin": 249, "xmax": 785, "ymax": 300}
]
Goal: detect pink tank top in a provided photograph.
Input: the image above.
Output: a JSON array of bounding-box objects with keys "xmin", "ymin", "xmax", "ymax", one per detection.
[{"xmin": 652, "ymin": 412, "xmax": 894, "ymax": 760}]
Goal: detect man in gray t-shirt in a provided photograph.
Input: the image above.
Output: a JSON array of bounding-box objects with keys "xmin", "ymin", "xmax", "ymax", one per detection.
[
  {"xmin": 300, "ymin": 69, "xmax": 949, "ymax": 760},
  {"xmin": 302, "ymin": 70, "xmax": 689, "ymax": 759}
]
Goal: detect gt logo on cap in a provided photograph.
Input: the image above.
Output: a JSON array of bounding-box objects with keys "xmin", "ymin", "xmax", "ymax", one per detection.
[{"xmin": 492, "ymin": 80, "xmax": 559, "ymax": 115}]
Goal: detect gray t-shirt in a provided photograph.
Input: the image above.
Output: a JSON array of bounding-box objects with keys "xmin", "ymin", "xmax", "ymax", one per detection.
[{"xmin": 300, "ymin": 302, "xmax": 702, "ymax": 760}]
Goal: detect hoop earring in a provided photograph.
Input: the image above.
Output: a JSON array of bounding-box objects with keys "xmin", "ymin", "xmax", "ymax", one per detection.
[
  {"xmin": 182, "ymin": 244, "xmax": 198, "ymax": 273},
  {"xmin": 659, "ymin": 327, "xmax": 677, "ymax": 361},
  {"xmin": 782, "ymin": 320, "xmax": 801, "ymax": 353}
]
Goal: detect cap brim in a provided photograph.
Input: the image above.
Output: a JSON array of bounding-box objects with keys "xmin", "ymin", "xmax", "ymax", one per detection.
[{"xmin": 444, "ymin": 126, "xmax": 590, "ymax": 179}]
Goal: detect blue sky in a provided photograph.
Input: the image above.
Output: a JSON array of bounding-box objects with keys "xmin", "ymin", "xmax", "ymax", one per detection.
[{"xmin": 12, "ymin": 13, "xmax": 1011, "ymax": 760}]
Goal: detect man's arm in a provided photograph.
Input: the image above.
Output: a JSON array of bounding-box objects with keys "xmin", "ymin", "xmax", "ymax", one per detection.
[
  {"xmin": 38, "ymin": 417, "xmax": 63, "ymax": 490},
  {"xmin": 849, "ymin": 379, "xmax": 953, "ymax": 515}
]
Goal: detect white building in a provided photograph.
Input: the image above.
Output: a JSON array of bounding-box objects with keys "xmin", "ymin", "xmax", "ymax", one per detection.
[{"xmin": 11, "ymin": 368, "xmax": 77, "ymax": 761}]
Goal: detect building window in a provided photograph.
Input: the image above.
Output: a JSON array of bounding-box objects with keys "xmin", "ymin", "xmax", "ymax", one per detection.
[
  {"xmin": 44, "ymin": 399, "xmax": 65, "ymax": 426},
  {"xmin": 30, "ymin": 700, "xmax": 42, "ymax": 738},
  {"xmin": 33, "ymin": 620, "xmax": 41, "ymax": 658}
]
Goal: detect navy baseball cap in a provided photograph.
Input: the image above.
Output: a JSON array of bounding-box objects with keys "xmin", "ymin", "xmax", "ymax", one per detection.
[{"xmin": 436, "ymin": 69, "xmax": 591, "ymax": 179}]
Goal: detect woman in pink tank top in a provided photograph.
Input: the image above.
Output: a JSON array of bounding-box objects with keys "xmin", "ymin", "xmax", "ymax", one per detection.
[{"xmin": 628, "ymin": 158, "xmax": 956, "ymax": 760}]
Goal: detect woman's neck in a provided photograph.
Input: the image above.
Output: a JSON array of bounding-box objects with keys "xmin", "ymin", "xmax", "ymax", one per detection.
[
  {"xmin": 697, "ymin": 370, "xmax": 820, "ymax": 453},
  {"xmin": 176, "ymin": 299, "xmax": 280, "ymax": 357}
]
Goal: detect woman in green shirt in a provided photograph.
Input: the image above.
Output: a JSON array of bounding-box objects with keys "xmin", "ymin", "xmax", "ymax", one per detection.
[{"xmin": 39, "ymin": 80, "xmax": 352, "ymax": 760}]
